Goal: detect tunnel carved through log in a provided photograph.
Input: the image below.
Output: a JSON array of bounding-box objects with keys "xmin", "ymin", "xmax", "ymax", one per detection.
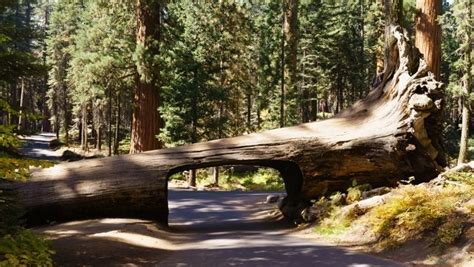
[{"xmin": 1, "ymin": 25, "xmax": 444, "ymax": 225}]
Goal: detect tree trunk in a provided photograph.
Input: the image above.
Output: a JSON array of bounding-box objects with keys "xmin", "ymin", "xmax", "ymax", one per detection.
[
  {"xmin": 283, "ymin": 0, "xmax": 298, "ymax": 124},
  {"xmin": 41, "ymin": 1, "xmax": 51, "ymax": 133},
  {"xmin": 310, "ymin": 98, "xmax": 317, "ymax": 121},
  {"xmin": 212, "ymin": 167, "xmax": 219, "ymax": 186},
  {"xmin": 130, "ymin": 0, "xmax": 162, "ymax": 154},
  {"xmin": 415, "ymin": 0, "xmax": 441, "ymax": 79},
  {"xmin": 246, "ymin": 93, "xmax": 251, "ymax": 132},
  {"xmin": 3, "ymin": 26, "xmax": 444, "ymax": 225},
  {"xmin": 63, "ymin": 92, "xmax": 71, "ymax": 145},
  {"xmin": 458, "ymin": 95, "xmax": 470, "ymax": 164},
  {"xmin": 114, "ymin": 92, "xmax": 121, "ymax": 155},
  {"xmin": 188, "ymin": 169, "xmax": 196, "ymax": 187},
  {"xmin": 18, "ymin": 78, "xmax": 25, "ymax": 131},
  {"xmin": 280, "ymin": 15, "xmax": 286, "ymax": 128},
  {"xmin": 457, "ymin": 11, "xmax": 472, "ymax": 164},
  {"xmin": 81, "ymin": 104, "xmax": 88, "ymax": 152},
  {"xmin": 97, "ymin": 126, "xmax": 102, "ymax": 151},
  {"xmin": 108, "ymin": 87, "xmax": 112, "ymax": 156}
]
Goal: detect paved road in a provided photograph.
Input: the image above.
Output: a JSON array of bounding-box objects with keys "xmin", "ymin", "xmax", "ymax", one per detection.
[
  {"xmin": 36, "ymin": 191, "xmax": 402, "ymax": 266},
  {"xmin": 19, "ymin": 132, "xmax": 61, "ymax": 160},
  {"xmin": 26, "ymin": 134, "xmax": 403, "ymax": 266},
  {"xmin": 162, "ymin": 190, "xmax": 403, "ymax": 267}
]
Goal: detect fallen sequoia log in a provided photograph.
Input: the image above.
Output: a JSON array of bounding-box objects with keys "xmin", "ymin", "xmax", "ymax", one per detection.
[{"xmin": 1, "ymin": 25, "xmax": 444, "ymax": 225}]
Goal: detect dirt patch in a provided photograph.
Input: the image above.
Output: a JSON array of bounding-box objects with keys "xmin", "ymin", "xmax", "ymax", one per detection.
[{"xmin": 35, "ymin": 219, "xmax": 174, "ymax": 267}]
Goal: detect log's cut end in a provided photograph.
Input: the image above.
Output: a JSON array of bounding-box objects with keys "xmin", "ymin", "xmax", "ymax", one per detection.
[
  {"xmin": 293, "ymin": 25, "xmax": 445, "ymax": 198},
  {"xmin": 6, "ymin": 157, "xmax": 170, "ymax": 226}
]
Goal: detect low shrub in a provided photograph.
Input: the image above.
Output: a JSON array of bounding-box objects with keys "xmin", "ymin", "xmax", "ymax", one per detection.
[
  {"xmin": 0, "ymin": 125, "xmax": 55, "ymax": 265},
  {"xmin": 366, "ymin": 173, "xmax": 473, "ymax": 249},
  {"xmin": 0, "ymin": 230, "xmax": 54, "ymax": 267}
]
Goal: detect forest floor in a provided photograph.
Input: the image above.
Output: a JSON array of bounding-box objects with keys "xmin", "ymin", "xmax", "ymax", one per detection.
[{"xmin": 23, "ymin": 133, "xmax": 403, "ymax": 266}]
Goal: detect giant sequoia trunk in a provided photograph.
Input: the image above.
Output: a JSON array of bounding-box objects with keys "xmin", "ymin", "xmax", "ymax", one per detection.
[
  {"xmin": 1, "ymin": 26, "xmax": 444, "ymax": 225},
  {"xmin": 415, "ymin": 0, "xmax": 441, "ymax": 79},
  {"xmin": 130, "ymin": 0, "xmax": 162, "ymax": 153}
]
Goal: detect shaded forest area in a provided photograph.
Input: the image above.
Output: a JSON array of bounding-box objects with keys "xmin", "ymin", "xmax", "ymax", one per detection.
[{"xmin": 1, "ymin": 0, "xmax": 471, "ymax": 164}]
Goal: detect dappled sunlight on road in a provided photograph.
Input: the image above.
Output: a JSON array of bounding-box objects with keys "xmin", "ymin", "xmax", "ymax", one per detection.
[
  {"xmin": 34, "ymin": 190, "xmax": 402, "ymax": 266},
  {"xmin": 91, "ymin": 231, "xmax": 175, "ymax": 250}
]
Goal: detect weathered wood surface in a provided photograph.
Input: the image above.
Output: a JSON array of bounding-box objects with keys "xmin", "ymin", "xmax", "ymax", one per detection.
[{"xmin": 1, "ymin": 25, "xmax": 444, "ymax": 225}]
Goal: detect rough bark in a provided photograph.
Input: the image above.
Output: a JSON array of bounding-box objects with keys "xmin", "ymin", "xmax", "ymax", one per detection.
[
  {"xmin": 283, "ymin": 0, "xmax": 299, "ymax": 124},
  {"xmin": 130, "ymin": 0, "xmax": 162, "ymax": 154},
  {"xmin": 188, "ymin": 169, "xmax": 196, "ymax": 188},
  {"xmin": 415, "ymin": 0, "xmax": 441, "ymax": 79},
  {"xmin": 2, "ymin": 26, "xmax": 444, "ymax": 225}
]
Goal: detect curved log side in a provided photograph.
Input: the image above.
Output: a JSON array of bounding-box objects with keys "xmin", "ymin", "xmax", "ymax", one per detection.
[{"xmin": 1, "ymin": 25, "xmax": 443, "ymax": 225}]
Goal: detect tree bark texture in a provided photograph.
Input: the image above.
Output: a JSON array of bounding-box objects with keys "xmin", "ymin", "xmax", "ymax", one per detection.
[
  {"xmin": 130, "ymin": 0, "xmax": 162, "ymax": 153},
  {"xmin": 283, "ymin": 0, "xmax": 298, "ymax": 123},
  {"xmin": 2, "ymin": 26, "xmax": 444, "ymax": 225},
  {"xmin": 415, "ymin": 0, "xmax": 441, "ymax": 79}
]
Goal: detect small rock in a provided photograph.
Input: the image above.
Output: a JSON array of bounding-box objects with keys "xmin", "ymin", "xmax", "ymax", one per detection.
[
  {"xmin": 266, "ymin": 194, "xmax": 280, "ymax": 204},
  {"xmin": 61, "ymin": 150, "xmax": 83, "ymax": 161}
]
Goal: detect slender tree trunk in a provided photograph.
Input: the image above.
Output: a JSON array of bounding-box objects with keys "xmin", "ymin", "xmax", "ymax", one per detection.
[
  {"xmin": 114, "ymin": 92, "xmax": 121, "ymax": 155},
  {"xmin": 81, "ymin": 104, "xmax": 88, "ymax": 152},
  {"xmin": 212, "ymin": 167, "xmax": 219, "ymax": 185},
  {"xmin": 457, "ymin": 5, "xmax": 472, "ymax": 164},
  {"xmin": 283, "ymin": 0, "xmax": 298, "ymax": 124},
  {"xmin": 280, "ymin": 14, "xmax": 285, "ymax": 128},
  {"xmin": 188, "ymin": 169, "xmax": 197, "ymax": 187},
  {"xmin": 458, "ymin": 95, "xmax": 470, "ymax": 164},
  {"xmin": 54, "ymin": 103, "xmax": 59, "ymax": 140},
  {"xmin": 415, "ymin": 0, "xmax": 441, "ymax": 79},
  {"xmin": 10, "ymin": 82, "xmax": 18, "ymax": 126},
  {"xmin": 246, "ymin": 93, "xmax": 251, "ymax": 132},
  {"xmin": 301, "ymin": 49, "xmax": 310, "ymax": 123},
  {"xmin": 41, "ymin": 0, "xmax": 51, "ymax": 133},
  {"xmin": 130, "ymin": 0, "xmax": 162, "ymax": 153},
  {"xmin": 188, "ymin": 70, "xmax": 198, "ymax": 188},
  {"xmin": 63, "ymin": 89, "xmax": 70, "ymax": 145},
  {"xmin": 18, "ymin": 78, "xmax": 25, "ymax": 131},
  {"xmin": 107, "ymin": 87, "xmax": 112, "ymax": 156},
  {"xmin": 310, "ymin": 95, "xmax": 317, "ymax": 121},
  {"xmin": 97, "ymin": 126, "xmax": 102, "ymax": 151},
  {"xmin": 383, "ymin": 0, "xmax": 403, "ymax": 72}
]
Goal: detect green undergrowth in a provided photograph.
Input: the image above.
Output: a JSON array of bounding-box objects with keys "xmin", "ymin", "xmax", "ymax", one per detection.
[
  {"xmin": 313, "ymin": 191, "xmax": 358, "ymax": 236},
  {"xmin": 0, "ymin": 230, "xmax": 54, "ymax": 267},
  {"xmin": 368, "ymin": 177, "xmax": 472, "ymax": 250},
  {"xmin": 0, "ymin": 125, "xmax": 55, "ymax": 266},
  {"xmin": 313, "ymin": 172, "xmax": 473, "ymax": 251},
  {"xmin": 170, "ymin": 167, "xmax": 285, "ymax": 191}
]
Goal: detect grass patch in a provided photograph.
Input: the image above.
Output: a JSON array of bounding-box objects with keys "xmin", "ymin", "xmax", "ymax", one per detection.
[
  {"xmin": 366, "ymin": 172, "xmax": 473, "ymax": 249},
  {"xmin": 313, "ymin": 193, "xmax": 358, "ymax": 236},
  {"xmin": 169, "ymin": 167, "xmax": 285, "ymax": 191},
  {"xmin": 310, "ymin": 172, "xmax": 473, "ymax": 252}
]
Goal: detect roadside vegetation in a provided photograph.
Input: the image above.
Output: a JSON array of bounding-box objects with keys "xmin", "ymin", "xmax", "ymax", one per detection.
[
  {"xmin": 169, "ymin": 167, "xmax": 285, "ymax": 191},
  {"xmin": 310, "ymin": 164, "xmax": 473, "ymax": 265},
  {"xmin": 0, "ymin": 123, "xmax": 54, "ymax": 266}
]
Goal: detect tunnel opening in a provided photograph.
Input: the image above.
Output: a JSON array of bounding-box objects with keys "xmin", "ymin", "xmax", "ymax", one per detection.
[{"xmin": 165, "ymin": 160, "xmax": 308, "ymax": 228}]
